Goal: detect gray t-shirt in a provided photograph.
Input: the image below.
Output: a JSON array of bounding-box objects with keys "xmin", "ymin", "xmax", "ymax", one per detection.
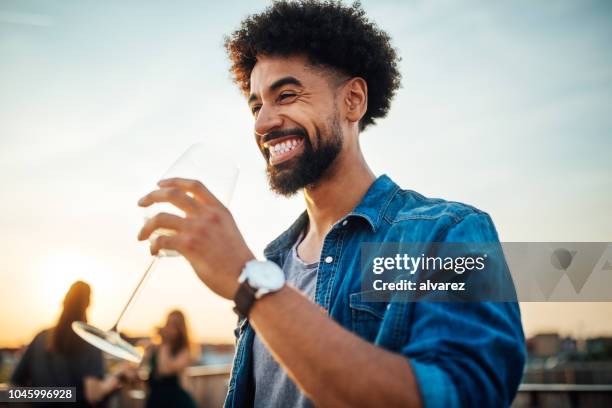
[{"xmin": 252, "ymin": 236, "xmax": 318, "ymax": 408}]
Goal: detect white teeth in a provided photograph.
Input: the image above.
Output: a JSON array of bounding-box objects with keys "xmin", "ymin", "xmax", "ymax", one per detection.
[{"xmin": 269, "ymin": 138, "xmax": 302, "ymax": 157}]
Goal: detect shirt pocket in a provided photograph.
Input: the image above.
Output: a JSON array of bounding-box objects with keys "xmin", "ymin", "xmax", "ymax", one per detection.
[{"xmin": 349, "ymin": 291, "xmax": 388, "ymax": 342}]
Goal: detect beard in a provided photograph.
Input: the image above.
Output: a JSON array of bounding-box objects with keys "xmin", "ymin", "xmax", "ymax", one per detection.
[{"xmin": 264, "ymin": 113, "xmax": 343, "ymax": 197}]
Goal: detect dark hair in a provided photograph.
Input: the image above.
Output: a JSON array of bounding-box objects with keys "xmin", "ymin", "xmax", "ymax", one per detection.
[
  {"xmin": 166, "ymin": 310, "xmax": 191, "ymax": 356},
  {"xmin": 224, "ymin": 0, "xmax": 401, "ymax": 130},
  {"xmin": 47, "ymin": 281, "xmax": 90, "ymax": 355}
]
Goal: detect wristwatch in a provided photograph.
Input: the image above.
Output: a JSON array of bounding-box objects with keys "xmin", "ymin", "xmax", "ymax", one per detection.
[{"xmin": 233, "ymin": 260, "xmax": 285, "ymax": 318}]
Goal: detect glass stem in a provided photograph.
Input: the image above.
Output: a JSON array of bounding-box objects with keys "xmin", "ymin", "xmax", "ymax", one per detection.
[{"xmin": 110, "ymin": 256, "xmax": 160, "ymax": 332}]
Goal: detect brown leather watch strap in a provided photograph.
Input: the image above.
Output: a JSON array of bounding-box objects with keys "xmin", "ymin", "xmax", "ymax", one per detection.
[{"xmin": 233, "ymin": 280, "xmax": 257, "ymax": 318}]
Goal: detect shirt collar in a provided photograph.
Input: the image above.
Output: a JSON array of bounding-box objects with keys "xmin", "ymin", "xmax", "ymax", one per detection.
[
  {"xmin": 347, "ymin": 174, "xmax": 399, "ymax": 232},
  {"xmin": 263, "ymin": 174, "xmax": 400, "ymax": 258}
]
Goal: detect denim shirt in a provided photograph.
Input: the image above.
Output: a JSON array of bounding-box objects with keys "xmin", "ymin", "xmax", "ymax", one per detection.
[{"xmin": 224, "ymin": 175, "xmax": 526, "ymax": 408}]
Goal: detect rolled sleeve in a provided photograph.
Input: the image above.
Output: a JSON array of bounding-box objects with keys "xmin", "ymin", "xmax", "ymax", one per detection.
[
  {"xmin": 409, "ymin": 359, "xmax": 460, "ymax": 408},
  {"xmin": 401, "ymin": 301, "xmax": 524, "ymax": 407},
  {"xmin": 396, "ymin": 212, "xmax": 525, "ymax": 407}
]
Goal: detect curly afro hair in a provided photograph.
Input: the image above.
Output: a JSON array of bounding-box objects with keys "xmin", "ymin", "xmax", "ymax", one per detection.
[{"xmin": 224, "ymin": 0, "xmax": 401, "ymax": 131}]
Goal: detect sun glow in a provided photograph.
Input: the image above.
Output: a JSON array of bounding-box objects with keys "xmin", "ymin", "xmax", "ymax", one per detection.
[{"xmin": 32, "ymin": 249, "xmax": 110, "ymax": 312}]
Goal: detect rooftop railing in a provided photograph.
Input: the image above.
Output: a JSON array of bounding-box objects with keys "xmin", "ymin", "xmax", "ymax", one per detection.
[{"xmin": 3, "ymin": 369, "xmax": 612, "ymax": 408}]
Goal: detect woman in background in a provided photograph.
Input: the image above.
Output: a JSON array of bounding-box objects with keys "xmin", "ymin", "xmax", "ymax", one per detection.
[
  {"xmin": 11, "ymin": 280, "xmax": 124, "ymax": 407},
  {"xmin": 144, "ymin": 309, "xmax": 197, "ymax": 408}
]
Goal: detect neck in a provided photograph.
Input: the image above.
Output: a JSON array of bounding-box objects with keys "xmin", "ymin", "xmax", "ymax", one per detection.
[{"xmin": 302, "ymin": 141, "xmax": 375, "ymax": 240}]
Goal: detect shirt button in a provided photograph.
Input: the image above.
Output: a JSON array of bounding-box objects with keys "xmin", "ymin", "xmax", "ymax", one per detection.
[
  {"xmin": 341, "ymin": 220, "xmax": 348, "ymax": 226},
  {"xmin": 324, "ymin": 256, "xmax": 333, "ymax": 264}
]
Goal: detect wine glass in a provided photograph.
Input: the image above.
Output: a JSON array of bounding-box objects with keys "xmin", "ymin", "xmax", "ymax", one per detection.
[{"xmin": 72, "ymin": 142, "xmax": 240, "ymax": 363}]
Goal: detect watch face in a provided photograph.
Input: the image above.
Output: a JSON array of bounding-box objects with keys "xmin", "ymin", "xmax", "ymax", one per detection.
[{"xmin": 247, "ymin": 261, "xmax": 285, "ymax": 290}]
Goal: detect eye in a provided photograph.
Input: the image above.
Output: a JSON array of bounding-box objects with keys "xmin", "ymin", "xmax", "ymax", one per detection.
[
  {"xmin": 251, "ymin": 105, "xmax": 261, "ymax": 116},
  {"xmin": 278, "ymin": 92, "xmax": 297, "ymax": 102}
]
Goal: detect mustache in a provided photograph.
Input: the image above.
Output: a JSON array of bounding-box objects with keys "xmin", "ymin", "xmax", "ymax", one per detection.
[{"xmin": 261, "ymin": 127, "xmax": 308, "ymax": 145}]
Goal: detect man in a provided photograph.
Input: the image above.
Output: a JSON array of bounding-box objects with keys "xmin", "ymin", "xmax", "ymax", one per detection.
[{"xmin": 138, "ymin": 1, "xmax": 525, "ymax": 407}]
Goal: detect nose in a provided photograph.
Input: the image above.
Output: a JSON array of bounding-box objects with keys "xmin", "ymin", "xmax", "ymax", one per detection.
[{"xmin": 254, "ymin": 103, "xmax": 283, "ymax": 138}]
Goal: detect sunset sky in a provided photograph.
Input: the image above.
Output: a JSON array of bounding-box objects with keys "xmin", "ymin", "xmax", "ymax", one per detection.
[{"xmin": 1, "ymin": 0, "xmax": 611, "ymax": 347}]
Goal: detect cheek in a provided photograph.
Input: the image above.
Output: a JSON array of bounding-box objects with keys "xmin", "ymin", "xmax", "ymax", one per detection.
[{"xmin": 281, "ymin": 106, "xmax": 321, "ymax": 145}]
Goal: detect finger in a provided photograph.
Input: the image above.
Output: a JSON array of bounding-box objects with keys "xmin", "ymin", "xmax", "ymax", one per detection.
[
  {"xmin": 138, "ymin": 187, "xmax": 200, "ymax": 213},
  {"xmin": 138, "ymin": 212, "xmax": 186, "ymax": 241},
  {"xmin": 157, "ymin": 178, "xmax": 223, "ymax": 206},
  {"xmin": 150, "ymin": 234, "xmax": 183, "ymax": 256}
]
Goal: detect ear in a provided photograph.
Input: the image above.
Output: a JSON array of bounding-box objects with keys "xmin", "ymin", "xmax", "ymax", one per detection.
[{"xmin": 343, "ymin": 77, "xmax": 368, "ymax": 125}]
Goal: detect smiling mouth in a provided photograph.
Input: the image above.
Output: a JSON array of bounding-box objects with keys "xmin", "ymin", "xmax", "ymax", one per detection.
[{"xmin": 264, "ymin": 135, "xmax": 305, "ymax": 165}]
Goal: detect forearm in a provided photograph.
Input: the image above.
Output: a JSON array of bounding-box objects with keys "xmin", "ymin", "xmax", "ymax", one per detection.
[
  {"xmin": 84, "ymin": 375, "xmax": 119, "ymax": 404},
  {"xmin": 249, "ymin": 285, "xmax": 422, "ymax": 408},
  {"xmin": 157, "ymin": 350, "xmax": 191, "ymax": 375}
]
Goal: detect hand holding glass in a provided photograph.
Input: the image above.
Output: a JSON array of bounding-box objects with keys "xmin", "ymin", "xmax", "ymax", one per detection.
[{"xmin": 72, "ymin": 143, "xmax": 239, "ymax": 362}]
